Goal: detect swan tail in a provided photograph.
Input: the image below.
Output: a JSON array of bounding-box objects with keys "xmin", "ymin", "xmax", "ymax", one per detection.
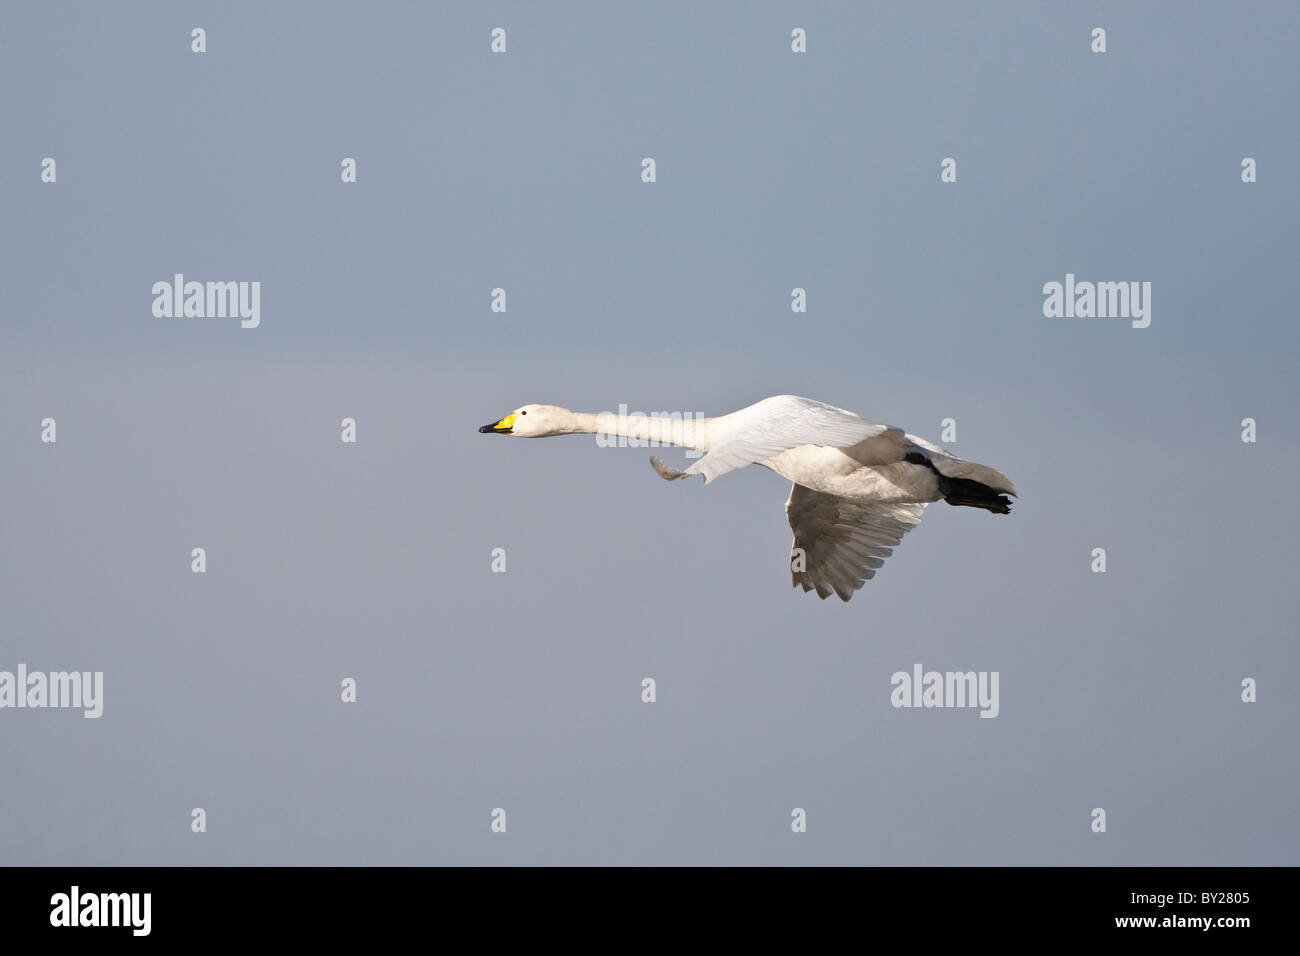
[
  {"xmin": 903, "ymin": 452, "xmax": 1014, "ymax": 514},
  {"xmin": 650, "ymin": 456, "xmax": 691, "ymax": 481}
]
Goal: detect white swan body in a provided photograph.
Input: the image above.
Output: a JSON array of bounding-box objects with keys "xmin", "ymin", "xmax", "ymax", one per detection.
[{"xmin": 479, "ymin": 395, "xmax": 1016, "ymax": 601}]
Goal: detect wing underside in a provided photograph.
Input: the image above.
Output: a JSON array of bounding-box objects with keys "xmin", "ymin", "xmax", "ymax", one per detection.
[{"xmin": 785, "ymin": 483, "xmax": 927, "ymax": 601}]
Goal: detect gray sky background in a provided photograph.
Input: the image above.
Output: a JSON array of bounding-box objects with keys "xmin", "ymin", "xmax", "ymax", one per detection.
[{"xmin": 2, "ymin": 2, "xmax": 1297, "ymax": 865}]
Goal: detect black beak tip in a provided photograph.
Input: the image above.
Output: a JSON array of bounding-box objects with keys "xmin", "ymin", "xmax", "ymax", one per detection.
[
  {"xmin": 479, "ymin": 423, "xmax": 511, "ymax": 434},
  {"xmin": 478, "ymin": 424, "xmax": 495, "ymax": 433}
]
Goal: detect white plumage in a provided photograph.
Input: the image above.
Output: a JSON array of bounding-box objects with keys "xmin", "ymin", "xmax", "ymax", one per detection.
[{"xmin": 479, "ymin": 395, "xmax": 1016, "ymax": 602}]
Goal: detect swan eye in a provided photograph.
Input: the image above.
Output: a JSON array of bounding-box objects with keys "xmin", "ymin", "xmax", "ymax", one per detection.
[{"xmin": 520, "ymin": 410, "xmax": 527, "ymax": 415}]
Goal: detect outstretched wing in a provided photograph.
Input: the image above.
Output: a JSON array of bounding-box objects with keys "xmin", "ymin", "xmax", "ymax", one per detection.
[
  {"xmin": 785, "ymin": 483, "xmax": 928, "ymax": 601},
  {"xmin": 684, "ymin": 395, "xmax": 892, "ymax": 484}
]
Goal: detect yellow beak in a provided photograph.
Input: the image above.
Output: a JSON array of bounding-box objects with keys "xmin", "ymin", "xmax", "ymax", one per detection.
[{"xmin": 478, "ymin": 413, "xmax": 517, "ymax": 434}]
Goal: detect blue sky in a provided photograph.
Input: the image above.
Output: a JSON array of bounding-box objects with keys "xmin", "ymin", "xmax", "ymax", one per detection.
[{"xmin": 1, "ymin": 1, "xmax": 1296, "ymax": 864}]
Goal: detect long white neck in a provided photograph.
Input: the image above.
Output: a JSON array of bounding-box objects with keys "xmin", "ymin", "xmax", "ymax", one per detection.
[{"xmin": 565, "ymin": 409, "xmax": 717, "ymax": 452}]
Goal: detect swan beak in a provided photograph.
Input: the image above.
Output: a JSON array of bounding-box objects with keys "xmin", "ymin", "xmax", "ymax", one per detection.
[{"xmin": 479, "ymin": 413, "xmax": 517, "ymax": 434}]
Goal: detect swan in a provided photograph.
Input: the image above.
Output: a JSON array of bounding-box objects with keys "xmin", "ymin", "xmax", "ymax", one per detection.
[{"xmin": 478, "ymin": 395, "xmax": 1016, "ymax": 601}]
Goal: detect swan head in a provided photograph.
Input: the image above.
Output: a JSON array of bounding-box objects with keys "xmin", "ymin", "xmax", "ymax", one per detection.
[{"xmin": 478, "ymin": 404, "xmax": 578, "ymax": 438}]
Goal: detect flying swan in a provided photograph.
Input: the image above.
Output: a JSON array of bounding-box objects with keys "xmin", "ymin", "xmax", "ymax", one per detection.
[{"xmin": 478, "ymin": 395, "xmax": 1016, "ymax": 601}]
